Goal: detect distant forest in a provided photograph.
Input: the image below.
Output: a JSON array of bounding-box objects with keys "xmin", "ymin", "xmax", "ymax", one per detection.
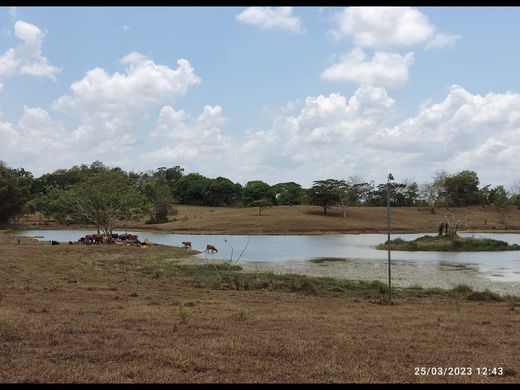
[{"xmin": 1, "ymin": 160, "xmax": 518, "ymax": 228}]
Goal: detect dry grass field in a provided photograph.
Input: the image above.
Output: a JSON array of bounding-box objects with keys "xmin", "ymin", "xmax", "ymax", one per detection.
[
  {"xmin": 109, "ymin": 205, "xmax": 520, "ymax": 234},
  {"xmin": 19, "ymin": 204, "xmax": 520, "ymax": 235},
  {"xmin": 1, "ymin": 233, "xmax": 519, "ymax": 383}
]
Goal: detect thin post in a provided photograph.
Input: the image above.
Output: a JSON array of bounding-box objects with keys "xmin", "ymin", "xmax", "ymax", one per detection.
[
  {"xmin": 387, "ymin": 173, "xmax": 394, "ymax": 303},
  {"xmin": 125, "ymin": 199, "xmax": 128, "ymax": 236}
]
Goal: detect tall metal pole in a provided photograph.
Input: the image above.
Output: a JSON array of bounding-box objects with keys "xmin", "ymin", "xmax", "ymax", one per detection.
[{"xmin": 387, "ymin": 173, "xmax": 394, "ymax": 303}]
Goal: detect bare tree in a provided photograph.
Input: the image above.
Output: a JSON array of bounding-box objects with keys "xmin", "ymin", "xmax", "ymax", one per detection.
[{"xmin": 443, "ymin": 213, "xmax": 469, "ymax": 237}]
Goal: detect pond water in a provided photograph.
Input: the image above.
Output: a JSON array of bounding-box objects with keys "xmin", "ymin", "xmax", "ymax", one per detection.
[{"xmin": 19, "ymin": 229, "xmax": 520, "ymax": 295}]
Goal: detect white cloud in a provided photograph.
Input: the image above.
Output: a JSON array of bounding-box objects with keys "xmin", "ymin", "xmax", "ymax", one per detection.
[
  {"xmin": 0, "ymin": 52, "xmax": 202, "ymax": 175},
  {"xmin": 367, "ymin": 85, "xmax": 520, "ymax": 184},
  {"xmin": 320, "ymin": 47, "xmax": 414, "ymax": 89},
  {"xmin": 330, "ymin": 7, "xmax": 459, "ymax": 49},
  {"xmin": 142, "ymin": 104, "xmax": 233, "ymax": 174},
  {"xmin": 141, "ymin": 84, "xmax": 520, "ymax": 187},
  {"xmin": 14, "ymin": 20, "xmax": 43, "ymax": 44},
  {"xmin": 235, "ymin": 7, "xmax": 302, "ymax": 33},
  {"xmin": 140, "ymin": 86, "xmax": 398, "ymax": 185},
  {"xmin": 52, "ymin": 51, "xmax": 201, "ymax": 133},
  {"xmin": 425, "ymin": 32, "xmax": 461, "ymax": 49},
  {"xmin": 0, "ymin": 20, "xmax": 61, "ymax": 87},
  {"xmin": 3, "ymin": 72, "xmax": 520, "ymax": 189}
]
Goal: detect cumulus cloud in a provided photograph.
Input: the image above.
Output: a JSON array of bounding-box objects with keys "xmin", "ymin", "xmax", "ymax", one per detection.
[
  {"xmin": 321, "ymin": 47, "xmax": 414, "ymax": 89},
  {"xmin": 139, "ymin": 84, "xmax": 520, "ymax": 187},
  {"xmin": 3, "ymin": 73, "xmax": 519, "ymax": 189},
  {"xmin": 0, "ymin": 20, "xmax": 61, "ymax": 87},
  {"xmin": 235, "ymin": 7, "xmax": 302, "ymax": 32},
  {"xmin": 330, "ymin": 7, "xmax": 459, "ymax": 49},
  {"xmin": 367, "ymin": 85, "xmax": 520, "ymax": 184},
  {"xmin": 52, "ymin": 51, "xmax": 201, "ymax": 140},
  {"xmin": 140, "ymin": 86, "xmax": 398, "ymax": 185},
  {"xmin": 0, "ymin": 52, "xmax": 201, "ymax": 175}
]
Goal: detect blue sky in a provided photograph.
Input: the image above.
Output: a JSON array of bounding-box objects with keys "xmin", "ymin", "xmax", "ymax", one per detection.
[{"xmin": 1, "ymin": 6, "xmax": 520, "ymax": 189}]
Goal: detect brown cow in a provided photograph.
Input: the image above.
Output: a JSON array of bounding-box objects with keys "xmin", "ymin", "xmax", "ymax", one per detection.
[
  {"xmin": 92, "ymin": 234, "xmax": 104, "ymax": 245},
  {"xmin": 182, "ymin": 241, "xmax": 192, "ymax": 250},
  {"xmin": 206, "ymin": 244, "xmax": 218, "ymax": 253}
]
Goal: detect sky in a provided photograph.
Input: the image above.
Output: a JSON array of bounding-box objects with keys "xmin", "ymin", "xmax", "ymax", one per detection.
[{"xmin": 1, "ymin": 6, "xmax": 520, "ymax": 188}]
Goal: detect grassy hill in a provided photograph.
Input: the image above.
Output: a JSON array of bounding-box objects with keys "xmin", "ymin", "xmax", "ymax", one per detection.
[{"xmin": 19, "ymin": 204, "xmax": 520, "ymax": 235}]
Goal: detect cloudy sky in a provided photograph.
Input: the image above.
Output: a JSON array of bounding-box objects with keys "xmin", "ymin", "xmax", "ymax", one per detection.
[{"xmin": 1, "ymin": 6, "xmax": 520, "ymax": 187}]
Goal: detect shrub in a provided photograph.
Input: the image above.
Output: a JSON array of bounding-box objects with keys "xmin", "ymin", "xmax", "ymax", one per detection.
[{"xmin": 466, "ymin": 289, "xmax": 503, "ymax": 302}]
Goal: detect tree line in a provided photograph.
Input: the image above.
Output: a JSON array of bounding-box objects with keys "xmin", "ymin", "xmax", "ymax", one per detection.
[{"xmin": 1, "ymin": 161, "xmax": 519, "ymax": 232}]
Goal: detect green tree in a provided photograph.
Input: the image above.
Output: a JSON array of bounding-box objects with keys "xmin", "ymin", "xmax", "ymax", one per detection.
[
  {"xmin": 173, "ymin": 173, "xmax": 210, "ymax": 205},
  {"xmin": 248, "ymin": 198, "xmax": 273, "ymax": 216},
  {"xmin": 143, "ymin": 166, "xmax": 184, "ymax": 196},
  {"xmin": 44, "ymin": 170, "xmax": 148, "ymax": 235},
  {"xmin": 442, "ymin": 170, "xmax": 481, "ymax": 206},
  {"xmin": 142, "ymin": 181, "xmax": 173, "ymax": 223},
  {"xmin": 307, "ymin": 179, "xmax": 346, "ymax": 215},
  {"xmin": 0, "ymin": 162, "xmax": 31, "ymax": 224},
  {"xmin": 206, "ymin": 177, "xmax": 243, "ymax": 207},
  {"xmin": 420, "ymin": 170, "xmax": 450, "ymax": 210},
  {"xmin": 242, "ymin": 180, "xmax": 275, "ymax": 206},
  {"xmin": 272, "ymin": 182, "xmax": 305, "ymax": 205},
  {"xmin": 344, "ymin": 177, "xmax": 373, "ymax": 206}
]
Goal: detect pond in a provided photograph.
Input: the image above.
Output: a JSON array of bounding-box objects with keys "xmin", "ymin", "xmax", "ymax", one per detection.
[{"xmin": 19, "ymin": 229, "xmax": 520, "ymax": 295}]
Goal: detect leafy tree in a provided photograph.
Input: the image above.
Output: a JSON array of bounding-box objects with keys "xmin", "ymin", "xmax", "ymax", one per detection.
[
  {"xmin": 173, "ymin": 173, "xmax": 210, "ymax": 205},
  {"xmin": 344, "ymin": 177, "xmax": 373, "ymax": 206},
  {"xmin": 248, "ymin": 198, "xmax": 273, "ymax": 216},
  {"xmin": 307, "ymin": 179, "xmax": 346, "ymax": 215},
  {"xmin": 419, "ymin": 170, "xmax": 450, "ymax": 210},
  {"xmin": 442, "ymin": 170, "xmax": 481, "ymax": 206},
  {"xmin": 272, "ymin": 182, "xmax": 305, "ymax": 205},
  {"xmin": 485, "ymin": 185, "xmax": 507, "ymax": 206},
  {"xmin": 0, "ymin": 162, "xmax": 31, "ymax": 224},
  {"xmin": 205, "ymin": 177, "xmax": 243, "ymax": 207},
  {"xmin": 142, "ymin": 181, "xmax": 173, "ymax": 223},
  {"xmin": 242, "ymin": 180, "xmax": 275, "ymax": 206},
  {"xmin": 509, "ymin": 180, "xmax": 520, "ymax": 209},
  {"xmin": 43, "ymin": 170, "xmax": 148, "ymax": 235},
  {"xmin": 142, "ymin": 166, "xmax": 184, "ymax": 196}
]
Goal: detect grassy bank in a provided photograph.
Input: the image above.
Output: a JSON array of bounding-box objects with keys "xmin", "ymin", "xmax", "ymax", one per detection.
[
  {"xmin": 1, "ymin": 233, "xmax": 520, "ymax": 383},
  {"xmin": 17, "ymin": 204, "xmax": 520, "ymax": 234},
  {"xmin": 377, "ymin": 235, "xmax": 520, "ymax": 251},
  {"xmin": 175, "ymin": 262, "xmax": 516, "ymax": 303}
]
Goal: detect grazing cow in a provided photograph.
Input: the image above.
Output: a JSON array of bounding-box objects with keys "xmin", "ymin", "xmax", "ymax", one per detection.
[
  {"xmin": 182, "ymin": 241, "xmax": 192, "ymax": 250},
  {"xmin": 92, "ymin": 234, "xmax": 104, "ymax": 245},
  {"xmin": 84, "ymin": 235, "xmax": 94, "ymax": 245},
  {"xmin": 206, "ymin": 244, "xmax": 218, "ymax": 253},
  {"xmin": 129, "ymin": 239, "xmax": 141, "ymax": 247},
  {"xmin": 51, "ymin": 240, "xmax": 60, "ymax": 246}
]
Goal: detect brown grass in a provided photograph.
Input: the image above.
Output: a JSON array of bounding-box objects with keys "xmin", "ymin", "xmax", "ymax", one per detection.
[
  {"xmin": 1, "ymin": 233, "xmax": 519, "ymax": 383},
  {"xmin": 20, "ymin": 205, "xmax": 520, "ymax": 234}
]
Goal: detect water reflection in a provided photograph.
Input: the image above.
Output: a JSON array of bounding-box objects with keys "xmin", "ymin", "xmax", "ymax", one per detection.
[{"xmin": 18, "ymin": 229, "xmax": 520, "ymax": 292}]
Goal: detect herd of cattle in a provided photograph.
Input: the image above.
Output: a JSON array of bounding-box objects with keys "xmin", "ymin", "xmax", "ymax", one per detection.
[
  {"xmin": 50, "ymin": 235, "xmax": 218, "ymax": 253},
  {"xmin": 49, "ymin": 233, "xmax": 150, "ymax": 247}
]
